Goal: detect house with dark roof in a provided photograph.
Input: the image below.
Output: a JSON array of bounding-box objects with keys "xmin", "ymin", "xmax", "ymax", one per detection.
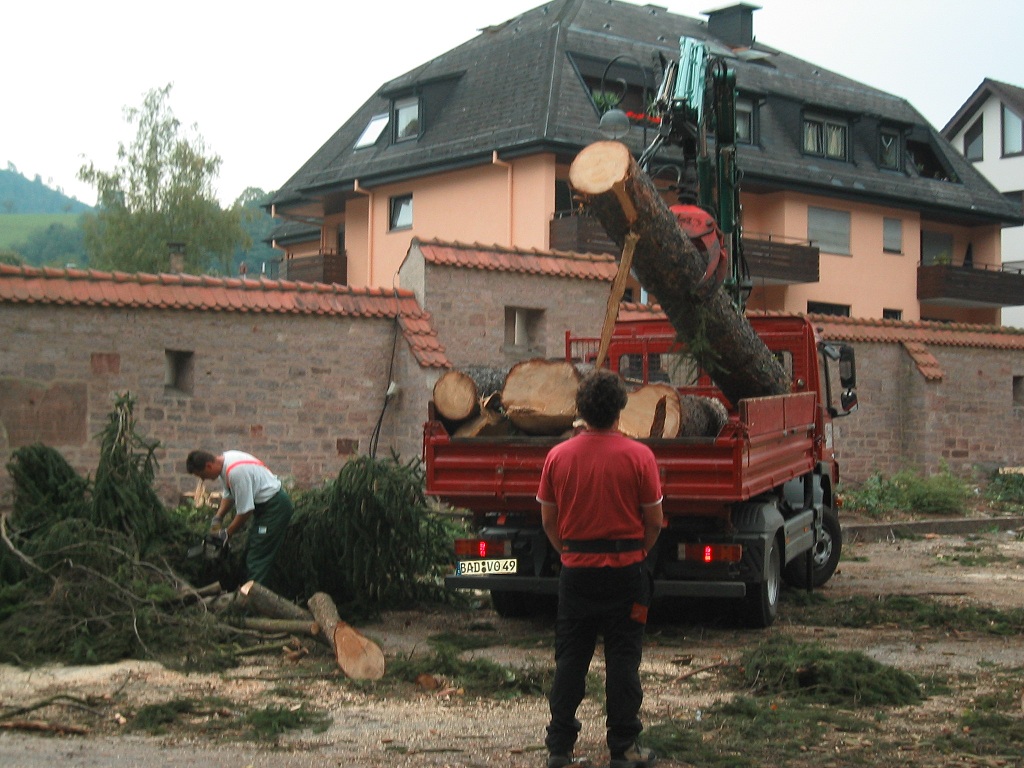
[
  {"xmin": 270, "ymin": 0, "xmax": 1022, "ymax": 326},
  {"xmin": 942, "ymin": 78, "xmax": 1024, "ymax": 326}
]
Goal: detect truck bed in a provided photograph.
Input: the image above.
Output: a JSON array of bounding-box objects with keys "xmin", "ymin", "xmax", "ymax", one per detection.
[{"xmin": 424, "ymin": 390, "xmax": 818, "ymax": 515}]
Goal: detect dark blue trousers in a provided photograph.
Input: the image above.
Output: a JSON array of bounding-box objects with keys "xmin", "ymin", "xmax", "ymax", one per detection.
[{"xmin": 545, "ymin": 563, "xmax": 647, "ymax": 757}]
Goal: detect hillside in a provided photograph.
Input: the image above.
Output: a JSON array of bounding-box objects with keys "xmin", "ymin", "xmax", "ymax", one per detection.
[{"xmin": 0, "ymin": 167, "xmax": 93, "ymax": 214}]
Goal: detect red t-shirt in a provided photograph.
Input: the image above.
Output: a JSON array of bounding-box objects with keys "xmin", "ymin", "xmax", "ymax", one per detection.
[{"xmin": 537, "ymin": 429, "xmax": 663, "ymax": 568}]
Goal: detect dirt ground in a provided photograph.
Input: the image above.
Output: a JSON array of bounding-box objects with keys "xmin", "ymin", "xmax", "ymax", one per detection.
[{"xmin": 1, "ymin": 518, "xmax": 1023, "ymax": 768}]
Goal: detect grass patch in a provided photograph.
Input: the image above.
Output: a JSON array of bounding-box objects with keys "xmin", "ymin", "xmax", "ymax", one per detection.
[
  {"xmin": 784, "ymin": 591, "xmax": 1024, "ymax": 636},
  {"xmin": 388, "ymin": 644, "xmax": 552, "ymax": 699},
  {"xmin": 984, "ymin": 471, "xmax": 1024, "ymax": 512},
  {"xmin": 243, "ymin": 704, "xmax": 331, "ymax": 740}
]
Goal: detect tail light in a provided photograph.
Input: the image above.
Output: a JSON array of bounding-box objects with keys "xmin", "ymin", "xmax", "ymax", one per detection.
[
  {"xmin": 454, "ymin": 539, "xmax": 511, "ymax": 558},
  {"xmin": 681, "ymin": 543, "xmax": 742, "ymax": 563}
]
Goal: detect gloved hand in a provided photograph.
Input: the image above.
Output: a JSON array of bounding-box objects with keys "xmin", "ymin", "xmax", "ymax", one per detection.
[{"xmin": 209, "ymin": 516, "xmax": 223, "ymax": 534}]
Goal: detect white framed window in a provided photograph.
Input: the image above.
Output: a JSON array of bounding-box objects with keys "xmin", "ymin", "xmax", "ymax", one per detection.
[
  {"xmin": 879, "ymin": 128, "xmax": 901, "ymax": 170},
  {"xmin": 394, "ymin": 97, "xmax": 420, "ymax": 142},
  {"xmin": 389, "ymin": 194, "xmax": 413, "ymax": 231},
  {"xmin": 1002, "ymin": 104, "xmax": 1023, "ymax": 156},
  {"xmin": 964, "ymin": 117, "xmax": 983, "ymax": 161},
  {"xmin": 354, "ymin": 113, "xmax": 389, "ymax": 149},
  {"xmin": 736, "ymin": 97, "xmax": 755, "ymax": 144},
  {"xmin": 883, "ymin": 217, "xmax": 903, "ymax": 254},
  {"xmin": 803, "ymin": 114, "xmax": 848, "ymax": 160},
  {"xmin": 807, "ymin": 206, "xmax": 851, "ymax": 256}
]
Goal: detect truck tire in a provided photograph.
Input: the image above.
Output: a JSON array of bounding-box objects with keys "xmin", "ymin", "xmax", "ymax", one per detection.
[
  {"xmin": 783, "ymin": 507, "xmax": 842, "ymax": 589},
  {"xmin": 743, "ymin": 534, "xmax": 780, "ymax": 628},
  {"xmin": 491, "ymin": 590, "xmax": 531, "ymax": 618}
]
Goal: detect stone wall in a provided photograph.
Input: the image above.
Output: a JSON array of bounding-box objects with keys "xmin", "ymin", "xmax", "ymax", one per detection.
[{"xmin": 0, "ymin": 303, "xmax": 437, "ymax": 504}]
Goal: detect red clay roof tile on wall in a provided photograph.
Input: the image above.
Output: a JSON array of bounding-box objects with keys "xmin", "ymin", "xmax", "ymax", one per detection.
[
  {"xmin": 416, "ymin": 238, "xmax": 618, "ymax": 283},
  {"xmin": 0, "ymin": 263, "xmax": 450, "ymax": 369}
]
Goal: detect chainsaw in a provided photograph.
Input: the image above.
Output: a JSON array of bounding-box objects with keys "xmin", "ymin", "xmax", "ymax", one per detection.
[{"xmin": 186, "ymin": 531, "xmax": 229, "ymax": 560}]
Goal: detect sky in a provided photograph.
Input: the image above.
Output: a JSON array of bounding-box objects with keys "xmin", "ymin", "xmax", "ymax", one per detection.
[{"xmin": 4, "ymin": 0, "xmax": 1023, "ymax": 207}]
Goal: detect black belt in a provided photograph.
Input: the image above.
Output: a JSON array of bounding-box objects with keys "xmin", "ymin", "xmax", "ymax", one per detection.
[{"xmin": 562, "ymin": 538, "xmax": 643, "ymax": 554}]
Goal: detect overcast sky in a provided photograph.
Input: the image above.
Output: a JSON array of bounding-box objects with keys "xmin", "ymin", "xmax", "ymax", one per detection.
[{"xmin": 3, "ymin": 0, "xmax": 1022, "ymax": 207}]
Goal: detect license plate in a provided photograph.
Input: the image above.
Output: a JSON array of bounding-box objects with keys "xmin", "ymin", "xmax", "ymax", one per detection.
[{"xmin": 456, "ymin": 558, "xmax": 518, "ymax": 576}]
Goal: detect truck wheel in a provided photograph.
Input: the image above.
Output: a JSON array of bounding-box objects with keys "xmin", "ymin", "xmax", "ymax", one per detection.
[
  {"xmin": 743, "ymin": 534, "xmax": 780, "ymax": 628},
  {"xmin": 491, "ymin": 590, "xmax": 530, "ymax": 618},
  {"xmin": 783, "ymin": 507, "xmax": 842, "ymax": 589}
]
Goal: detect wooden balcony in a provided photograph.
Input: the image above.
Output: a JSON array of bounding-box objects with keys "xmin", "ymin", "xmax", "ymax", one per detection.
[
  {"xmin": 918, "ymin": 263, "xmax": 1024, "ymax": 308},
  {"xmin": 550, "ymin": 214, "xmax": 819, "ymax": 285},
  {"xmin": 742, "ymin": 234, "xmax": 819, "ymax": 285},
  {"xmin": 284, "ymin": 251, "xmax": 348, "ymax": 285}
]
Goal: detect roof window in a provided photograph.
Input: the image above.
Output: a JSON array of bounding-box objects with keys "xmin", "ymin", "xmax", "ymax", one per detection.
[
  {"xmin": 394, "ymin": 97, "xmax": 420, "ymax": 142},
  {"xmin": 354, "ymin": 113, "xmax": 389, "ymax": 149}
]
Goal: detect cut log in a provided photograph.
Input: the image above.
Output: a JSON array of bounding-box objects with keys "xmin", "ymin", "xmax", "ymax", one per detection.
[
  {"xmin": 238, "ymin": 580, "xmax": 314, "ymax": 622},
  {"xmin": 619, "ymin": 384, "xmax": 681, "ymax": 439},
  {"xmin": 569, "ymin": 140, "xmax": 790, "ymax": 406},
  {"xmin": 307, "ymin": 592, "xmax": 385, "ymax": 680},
  {"xmin": 237, "ymin": 617, "xmax": 321, "ymax": 637},
  {"xmin": 432, "ymin": 370, "xmax": 480, "ymax": 423},
  {"xmin": 502, "ymin": 359, "xmax": 580, "ymax": 435},
  {"xmin": 679, "ymin": 395, "xmax": 730, "ymax": 438},
  {"xmin": 453, "ymin": 407, "xmax": 512, "ymax": 438}
]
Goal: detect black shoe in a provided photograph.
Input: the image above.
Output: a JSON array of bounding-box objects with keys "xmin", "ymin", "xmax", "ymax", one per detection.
[
  {"xmin": 547, "ymin": 754, "xmax": 591, "ymax": 768},
  {"xmin": 609, "ymin": 744, "xmax": 656, "ymax": 768}
]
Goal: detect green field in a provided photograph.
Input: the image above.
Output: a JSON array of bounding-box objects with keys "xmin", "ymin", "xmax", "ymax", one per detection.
[{"xmin": 0, "ymin": 213, "xmax": 85, "ymax": 249}]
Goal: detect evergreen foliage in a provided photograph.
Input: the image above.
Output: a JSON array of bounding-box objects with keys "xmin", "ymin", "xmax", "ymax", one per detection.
[{"xmin": 274, "ymin": 454, "xmax": 456, "ymax": 618}]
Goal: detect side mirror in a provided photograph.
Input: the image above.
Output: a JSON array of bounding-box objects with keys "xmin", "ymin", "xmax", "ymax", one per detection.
[
  {"xmin": 840, "ymin": 389, "xmax": 858, "ymax": 414},
  {"xmin": 839, "ymin": 346, "xmax": 856, "ymax": 390}
]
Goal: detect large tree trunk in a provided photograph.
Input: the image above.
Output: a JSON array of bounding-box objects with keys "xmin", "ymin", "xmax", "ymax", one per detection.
[
  {"xmin": 502, "ymin": 359, "xmax": 580, "ymax": 434},
  {"xmin": 238, "ymin": 580, "xmax": 313, "ymax": 622},
  {"xmin": 432, "ymin": 371, "xmax": 480, "ymax": 423},
  {"xmin": 307, "ymin": 592, "xmax": 385, "ymax": 680},
  {"xmin": 569, "ymin": 141, "xmax": 790, "ymax": 405}
]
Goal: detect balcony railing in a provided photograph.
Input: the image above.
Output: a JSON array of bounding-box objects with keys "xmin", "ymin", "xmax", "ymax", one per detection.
[
  {"xmin": 283, "ymin": 251, "xmax": 348, "ymax": 285},
  {"xmin": 918, "ymin": 262, "xmax": 1024, "ymax": 308},
  {"xmin": 549, "ymin": 213, "xmax": 819, "ymax": 285}
]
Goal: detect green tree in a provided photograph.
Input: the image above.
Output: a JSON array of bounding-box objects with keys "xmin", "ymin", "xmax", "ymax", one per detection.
[
  {"xmin": 78, "ymin": 84, "xmax": 247, "ymax": 274},
  {"xmin": 232, "ymin": 187, "xmax": 281, "ymax": 277},
  {"xmin": 14, "ymin": 219, "xmax": 87, "ymax": 267}
]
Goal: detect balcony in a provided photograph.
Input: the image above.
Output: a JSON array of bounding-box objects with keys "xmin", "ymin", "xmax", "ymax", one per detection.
[
  {"xmin": 283, "ymin": 251, "xmax": 348, "ymax": 285},
  {"xmin": 917, "ymin": 262, "xmax": 1024, "ymax": 308},
  {"xmin": 742, "ymin": 233, "xmax": 819, "ymax": 285},
  {"xmin": 550, "ymin": 213, "xmax": 819, "ymax": 285}
]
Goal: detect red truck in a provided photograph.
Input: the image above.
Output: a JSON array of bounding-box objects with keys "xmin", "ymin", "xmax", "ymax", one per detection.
[{"xmin": 424, "ymin": 311, "xmax": 857, "ymax": 627}]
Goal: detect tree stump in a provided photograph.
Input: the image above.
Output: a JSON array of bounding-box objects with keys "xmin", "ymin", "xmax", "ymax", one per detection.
[{"xmin": 569, "ymin": 140, "xmax": 790, "ymax": 406}]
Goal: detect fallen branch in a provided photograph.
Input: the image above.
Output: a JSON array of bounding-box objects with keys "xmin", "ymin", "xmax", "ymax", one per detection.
[
  {"xmin": 236, "ymin": 617, "xmax": 321, "ymax": 637},
  {"xmin": 0, "ymin": 511, "xmax": 50, "ymax": 580},
  {"xmin": 0, "ymin": 719, "xmax": 89, "ymax": 735},
  {"xmin": 0, "ymin": 693, "xmax": 106, "ymax": 721},
  {"xmin": 239, "ymin": 580, "xmax": 314, "ymax": 621}
]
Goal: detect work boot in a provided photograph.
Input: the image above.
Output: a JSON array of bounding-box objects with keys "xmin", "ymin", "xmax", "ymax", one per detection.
[
  {"xmin": 609, "ymin": 744, "xmax": 656, "ymax": 768},
  {"xmin": 547, "ymin": 754, "xmax": 591, "ymax": 768}
]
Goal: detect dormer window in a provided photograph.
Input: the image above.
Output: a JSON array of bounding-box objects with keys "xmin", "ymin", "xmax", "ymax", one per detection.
[
  {"xmin": 879, "ymin": 127, "xmax": 901, "ymax": 170},
  {"xmin": 803, "ymin": 113, "xmax": 848, "ymax": 160},
  {"xmin": 394, "ymin": 97, "xmax": 420, "ymax": 142},
  {"xmin": 354, "ymin": 113, "xmax": 389, "ymax": 149},
  {"xmin": 736, "ymin": 97, "xmax": 756, "ymax": 144}
]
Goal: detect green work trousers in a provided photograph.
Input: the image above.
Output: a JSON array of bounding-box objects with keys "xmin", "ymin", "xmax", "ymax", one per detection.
[{"xmin": 245, "ymin": 488, "xmax": 293, "ymax": 585}]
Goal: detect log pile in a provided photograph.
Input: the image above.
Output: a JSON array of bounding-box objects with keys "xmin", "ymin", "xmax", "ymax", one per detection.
[{"xmin": 435, "ymin": 363, "xmax": 727, "ymax": 439}]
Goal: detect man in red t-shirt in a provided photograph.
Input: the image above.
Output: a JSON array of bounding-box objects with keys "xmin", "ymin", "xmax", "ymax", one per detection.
[{"xmin": 537, "ymin": 370, "xmax": 663, "ymax": 768}]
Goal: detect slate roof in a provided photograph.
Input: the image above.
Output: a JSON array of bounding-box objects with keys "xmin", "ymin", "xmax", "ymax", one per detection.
[
  {"xmin": 618, "ymin": 300, "xmax": 1024, "ymax": 381},
  {"xmin": 271, "ymin": 0, "xmax": 1019, "ymax": 227},
  {"xmin": 414, "ymin": 237, "xmax": 618, "ymax": 281},
  {"xmin": 0, "ymin": 263, "xmax": 450, "ymax": 368},
  {"xmin": 942, "ymin": 78, "xmax": 1024, "ymax": 138}
]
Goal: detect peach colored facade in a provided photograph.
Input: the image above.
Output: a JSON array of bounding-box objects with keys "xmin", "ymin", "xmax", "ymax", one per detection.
[{"xmin": 282, "ymin": 154, "xmax": 1004, "ymax": 326}]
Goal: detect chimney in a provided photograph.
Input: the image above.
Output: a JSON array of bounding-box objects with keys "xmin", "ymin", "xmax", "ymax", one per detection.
[
  {"xmin": 167, "ymin": 241, "xmax": 186, "ymax": 273},
  {"xmin": 704, "ymin": 3, "xmax": 760, "ymax": 49}
]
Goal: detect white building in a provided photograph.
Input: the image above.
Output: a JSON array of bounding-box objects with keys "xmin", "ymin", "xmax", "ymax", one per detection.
[{"xmin": 944, "ymin": 79, "xmax": 1024, "ymax": 326}]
